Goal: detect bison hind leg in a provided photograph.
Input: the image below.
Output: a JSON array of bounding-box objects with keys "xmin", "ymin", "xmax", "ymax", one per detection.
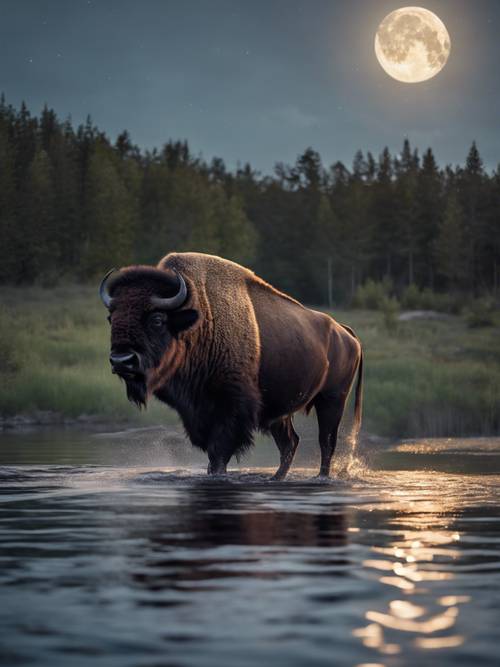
[
  {"xmin": 314, "ymin": 393, "xmax": 346, "ymax": 478},
  {"xmin": 270, "ymin": 417, "xmax": 300, "ymax": 481}
]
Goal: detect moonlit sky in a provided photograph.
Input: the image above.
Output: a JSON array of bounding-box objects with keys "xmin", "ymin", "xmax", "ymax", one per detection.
[{"xmin": 1, "ymin": 0, "xmax": 499, "ymax": 172}]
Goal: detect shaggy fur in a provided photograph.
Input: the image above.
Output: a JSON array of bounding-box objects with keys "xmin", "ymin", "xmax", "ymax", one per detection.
[{"xmin": 104, "ymin": 252, "xmax": 363, "ymax": 478}]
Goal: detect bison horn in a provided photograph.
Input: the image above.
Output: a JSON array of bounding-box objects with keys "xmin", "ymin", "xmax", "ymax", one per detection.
[
  {"xmin": 150, "ymin": 270, "xmax": 187, "ymax": 310},
  {"xmin": 99, "ymin": 268, "xmax": 117, "ymax": 308}
]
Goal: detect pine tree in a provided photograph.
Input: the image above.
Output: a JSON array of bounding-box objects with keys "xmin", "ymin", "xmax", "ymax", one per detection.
[
  {"xmin": 80, "ymin": 143, "xmax": 134, "ymax": 278},
  {"xmin": 13, "ymin": 101, "xmax": 37, "ymax": 188},
  {"xmin": 435, "ymin": 189, "xmax": 467, "ymax": 290},
  {"xmin": 460, "ymin": 142, "xmax": 486, "ymax": 291},
  {"xmin": 21, "ymin": 148, "xmax": 56, "ymax": 282},
  {"xmin": 0, "ymin": 121, "xmax": 19, "ymax": 282},
  {"xmin": 39, "ymin": 105, "xmax": 58, "ymax": 153},
  {"xmin": 483, "ymin": 166, "xmax": 500, "ymax": 295},
  {"xmin": 138, "ymin": 160, "xmax": 172, "ymax": 263},
  {"xmin": 416, "ymin": 148, "xmax": 442, "ymax": 288},
  {"xmin": 214, "ymin": 192, "xmax": 257, "ymax": 265},
  {"xmin": 371, "ymin": 147, "xmax": 399, "ymax": 281},
  {"xmin": 395, "ymin": 139, "xmax": 419, "ymax": 285},
  {"xmin": 296, "ymin": 147, "xmax": 324, "ymax": 190},
  {"xmin": 115, "ymin": 130, "xmax": 138, "ymax": 160},
  {"xmin": 327, "ymin": 151, "xmax": 374, "ymax": 298}
]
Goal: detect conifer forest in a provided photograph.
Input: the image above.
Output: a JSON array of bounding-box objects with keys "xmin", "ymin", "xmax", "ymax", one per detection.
[{"xmin": 1, "ymin": 96, "xmax": 498, "ymax": 305}]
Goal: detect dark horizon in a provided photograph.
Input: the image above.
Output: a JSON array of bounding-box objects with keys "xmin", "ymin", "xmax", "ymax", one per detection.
[{"xmin": 1, "ymin": 0, "xmax": 499, "ymax": 173}]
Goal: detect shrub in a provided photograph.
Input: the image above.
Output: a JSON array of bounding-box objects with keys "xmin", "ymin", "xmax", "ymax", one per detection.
[
  {"xmin": 399, "ymin": 286, "xmax": 465, "ymax": 315},
  {"xmin": 352, "ymin": 278, "xmax": 392, "ymax": 310},
  {"xmin": 419, "ymin": 288, "xmax": 440, "ymax": 310},
  {"xmin": 380, "ymin": 296, "xmax": 400, "ymax": 334},
  {"xmin": 438, "ymin": 292, "xmax": 464, "ymax": 315},
  {"xmin": 465, "ymin": 298, "xmax": 497, "ymax": 328},
  {"xmin": 400, "ymin": 283, "xmax": 422, "ymax": 310}
]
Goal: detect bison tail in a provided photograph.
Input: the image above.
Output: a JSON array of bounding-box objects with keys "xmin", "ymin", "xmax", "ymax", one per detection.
[{"xmin": 353, "ymin": 347, "xmax": 363, "ymax": 436}]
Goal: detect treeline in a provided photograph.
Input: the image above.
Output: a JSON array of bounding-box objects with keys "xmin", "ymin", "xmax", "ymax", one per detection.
[{"xmin": 0, "ymin": 96, "xmax": 499, "ymax": 304}]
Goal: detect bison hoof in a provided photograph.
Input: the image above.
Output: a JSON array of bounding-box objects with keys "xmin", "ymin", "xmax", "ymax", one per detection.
[{"xmin": 207, "ymin": 463, "xmax": 227, "ymax": 475}]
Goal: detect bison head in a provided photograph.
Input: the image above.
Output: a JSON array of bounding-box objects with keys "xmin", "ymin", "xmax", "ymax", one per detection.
[{"xmin": 99, "ymin": 266, "xmax": 198, "ymax": 407}]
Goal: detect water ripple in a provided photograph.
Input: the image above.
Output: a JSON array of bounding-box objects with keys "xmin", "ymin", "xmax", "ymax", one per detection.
[{"xmin": 0, "ymin": 435, "xmax": 499, "ymax": 666}]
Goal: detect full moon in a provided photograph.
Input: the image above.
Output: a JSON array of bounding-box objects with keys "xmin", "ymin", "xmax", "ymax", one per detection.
[{"xmin": 375, "ymin": 6, "xmax": 451, "ymax": 83}]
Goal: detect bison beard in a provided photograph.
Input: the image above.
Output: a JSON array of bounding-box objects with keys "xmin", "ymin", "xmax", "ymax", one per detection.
[
  {"xmin": 100, "ymin": 252, "xmax": 363, "ymax": 479},
  {"xmin": 125, "ymin": 376, "xmax": 148, "ymax": 408},
  {"xmin": 124, "ymin": 335, "xmax": 174, "ymax": 409}
]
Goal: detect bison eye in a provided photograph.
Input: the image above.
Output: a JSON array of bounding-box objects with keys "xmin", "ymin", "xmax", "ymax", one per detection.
[{"xmin": 149, "ymin": 312, "xmax": 167, "ymax": 330}]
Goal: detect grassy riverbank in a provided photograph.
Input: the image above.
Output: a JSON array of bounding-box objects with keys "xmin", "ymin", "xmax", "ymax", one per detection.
[
  {"xmin": 0, "ymin": 286, "xmax": 171, "ymax": 427},
  {"xmin": 1, "ymin": 286, "xmax": 499, "ymax": 437}
]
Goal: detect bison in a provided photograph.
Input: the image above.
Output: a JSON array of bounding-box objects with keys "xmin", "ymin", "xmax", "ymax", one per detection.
[{"xmin": 99, "ymin": 252, "xmax": 363, "ymax": 479}]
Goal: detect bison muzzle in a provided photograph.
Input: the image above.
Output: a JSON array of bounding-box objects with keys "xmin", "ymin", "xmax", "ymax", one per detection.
[{"xmin": 99, "ymin": 252, "xmax": 363, "ymax": 479}]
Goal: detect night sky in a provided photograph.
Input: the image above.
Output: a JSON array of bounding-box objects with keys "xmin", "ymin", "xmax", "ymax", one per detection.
[{"xmin": 1, "ymin": 0, "xmax": 499, "ymax": 172}]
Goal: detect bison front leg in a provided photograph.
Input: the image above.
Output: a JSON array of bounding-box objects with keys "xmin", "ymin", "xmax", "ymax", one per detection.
[
  {"xmin": 203, "ymin": 419, "xmax": 244, "ymax": 477},
  {"xmin": 203, "ymin": 389, "xmax": 258, "ymax": 476},
  {"xmin": 207, "ymin": 451, "xmax": 231, "ymax": 475},
  {"xmin": 206, "ymin": 427, "xmax": 233, "ymax": 475},
  {"xmin": 270, "ymin": 417, "xmax": 300, "ymax": 481}
]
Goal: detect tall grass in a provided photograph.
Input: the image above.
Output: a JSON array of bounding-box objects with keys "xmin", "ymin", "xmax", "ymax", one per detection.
[{"xmin": 1, "ymin": 286, "xmax": 499, "ymax": 437}]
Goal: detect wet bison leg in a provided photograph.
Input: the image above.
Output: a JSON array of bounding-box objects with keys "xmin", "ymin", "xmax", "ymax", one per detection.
[
  {"xmin": 207, "ymin": 450, "xmax": 232, "ymax": 475},
  {"xmin": 205, "ymin": 393, "xmax": 258, "ymax": 475},
  {"xmin": 206, "ymin": 427, "xmax": 234, "ymax": 475},
  {"xmin": 270, "ymin": 417, "xmax": 300, "ymax": 481},
  {"xmin": 314, "ymin": 393, "xmax": 346, "ymax": 478}
]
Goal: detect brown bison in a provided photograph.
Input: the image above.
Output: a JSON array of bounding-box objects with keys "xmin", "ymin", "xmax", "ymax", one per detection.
[{"xmin": 99, "ymin": 252, "xmax": 363, "ymax": 479}]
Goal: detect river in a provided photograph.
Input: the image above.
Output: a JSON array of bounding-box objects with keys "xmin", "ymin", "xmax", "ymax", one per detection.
[{"xmin": 0, "ymin": 425, "xmax": 499, "ymax": 666}]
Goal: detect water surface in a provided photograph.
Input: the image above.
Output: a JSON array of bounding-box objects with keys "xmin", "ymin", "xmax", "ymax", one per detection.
[{"xmin": 1, "ymin": 427, "xmax": 499, "ymax": 666}]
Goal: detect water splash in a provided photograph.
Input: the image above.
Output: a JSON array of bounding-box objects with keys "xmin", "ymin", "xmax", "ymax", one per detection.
[{"xmin": 334, "ymin": 421, "xmax": 368, "ymax": 480}]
